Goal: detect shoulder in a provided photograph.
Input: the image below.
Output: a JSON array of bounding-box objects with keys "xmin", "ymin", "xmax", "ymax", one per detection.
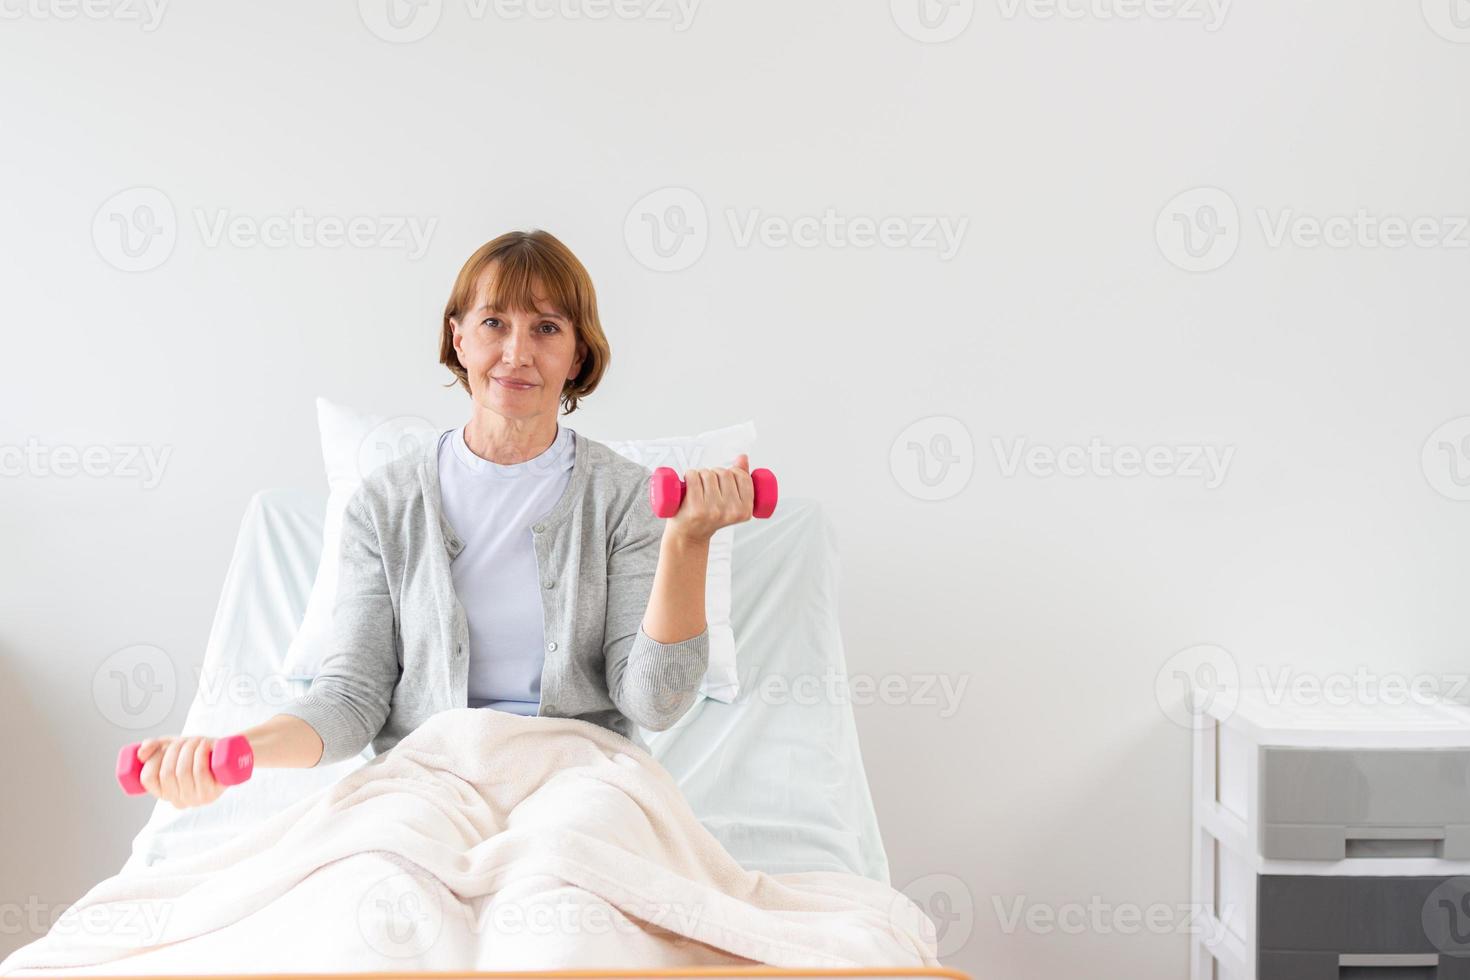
[
  {"xmin": 578, "ymin": 433, "xmax": 654, "ymax": 486},
  {"xmin": 346, "ymin": 431, "xmax": 443, "ymax": 522},
  {"xmin": 574, "ymin": 433, "xmax": 659, "ymax": 539}
]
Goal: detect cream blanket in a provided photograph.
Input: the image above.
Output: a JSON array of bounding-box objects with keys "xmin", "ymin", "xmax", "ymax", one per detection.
[{"xmin": 2, "ymin": 709, "xmax": 938, "ymax": 974}]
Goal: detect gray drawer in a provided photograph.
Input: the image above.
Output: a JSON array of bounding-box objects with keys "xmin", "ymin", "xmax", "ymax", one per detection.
[
  {"xmin": 1261, "ymin": 748, "xmax": 1470, "ymax": 860},
  {"xmin": 1258, "ymin": 875, "xmax": 1470, "ymax": 980}
]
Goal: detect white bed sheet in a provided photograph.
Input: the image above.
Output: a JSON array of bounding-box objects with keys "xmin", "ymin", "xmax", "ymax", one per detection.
[{"xmin": 121, "ymin": 488, "xmax": 890, "ymax": 886}]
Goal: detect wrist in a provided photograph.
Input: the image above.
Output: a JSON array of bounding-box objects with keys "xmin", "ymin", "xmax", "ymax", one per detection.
[{"xmin": 662, "ymin": 526, "xmax": 712, "ymax": 554}]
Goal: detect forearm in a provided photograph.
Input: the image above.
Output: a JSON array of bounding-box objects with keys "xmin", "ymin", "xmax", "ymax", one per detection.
[
  {"xmin": 240, "ymin": 713, "xmax": 325, "ymax": 769},
  {"xmin": 641, "ymin": 528, "xmax": 710, "ymax": 644}
]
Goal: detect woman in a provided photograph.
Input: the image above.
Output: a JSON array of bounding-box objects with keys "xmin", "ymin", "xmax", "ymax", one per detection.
[{"xmin": 135, "ymin": 230, "xmax": 754, "ymax": 808}]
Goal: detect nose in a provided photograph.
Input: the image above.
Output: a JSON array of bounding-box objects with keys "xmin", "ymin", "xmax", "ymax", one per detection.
[{"xmin": 501, "ymin": 323, "xmax": 532, "ymax": 366}]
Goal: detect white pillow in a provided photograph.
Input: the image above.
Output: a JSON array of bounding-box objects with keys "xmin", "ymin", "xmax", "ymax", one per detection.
[{"xmin": 282, "ymin": 397, "xmax": 749, "ymax": 704}]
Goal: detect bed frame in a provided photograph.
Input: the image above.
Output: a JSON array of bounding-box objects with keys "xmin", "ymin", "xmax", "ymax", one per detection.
[{"xmin": 57, "ymin": 970, "xmax": 972, "ymax": 980}]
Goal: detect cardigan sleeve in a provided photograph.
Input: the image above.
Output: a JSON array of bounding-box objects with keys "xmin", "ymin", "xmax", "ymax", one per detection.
[
  {"xmin": 275, "ymin": 490, "xmax": 401, "ymax": 765},
  {"xmin": 602, "ymin": 485, "xmax": 709, "ymax": 731}
]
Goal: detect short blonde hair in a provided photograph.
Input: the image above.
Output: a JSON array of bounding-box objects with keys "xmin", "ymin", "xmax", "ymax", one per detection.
[{"xmin": 439, "ymin": 230, "xmax": 610, "ymax": 415}]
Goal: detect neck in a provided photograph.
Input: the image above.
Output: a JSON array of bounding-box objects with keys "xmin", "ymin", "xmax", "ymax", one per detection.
[{"xmin": 462, "ymin": 409, "xmax": 560, "ymax": 465}]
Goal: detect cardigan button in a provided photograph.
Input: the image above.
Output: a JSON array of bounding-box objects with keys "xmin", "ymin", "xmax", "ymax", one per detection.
[
  {"xmin": 532, "ymin": 523, "xmax": 545, "ymax": 533},
  {"xmin": 547, "ymin": 641, "xmax": 557, "ymax": 652},
  {"xmin": 543, "ymin": 580, "xmax": 555, "ymax": 590}
]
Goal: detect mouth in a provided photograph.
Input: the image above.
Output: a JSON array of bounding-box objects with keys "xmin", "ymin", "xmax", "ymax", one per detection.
[{"xmin": 493, "ymin": 377, "xmax": 538, "ymax": 391}]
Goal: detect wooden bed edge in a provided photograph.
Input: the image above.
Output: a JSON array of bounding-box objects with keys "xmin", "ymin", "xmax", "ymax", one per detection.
[{"xmin": 46, "ymin": 969, "xmax": 973, "ymax": 980}]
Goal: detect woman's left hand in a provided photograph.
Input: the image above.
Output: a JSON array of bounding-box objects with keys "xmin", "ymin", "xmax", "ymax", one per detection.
[{"xmin": 665, "ymin": 454, "xmax": 755, "ymax": 543}]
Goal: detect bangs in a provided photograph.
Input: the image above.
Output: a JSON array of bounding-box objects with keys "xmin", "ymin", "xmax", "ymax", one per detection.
[{"xmin": 472, "ymin": 242, "xmax": 581, "ymax": 322}]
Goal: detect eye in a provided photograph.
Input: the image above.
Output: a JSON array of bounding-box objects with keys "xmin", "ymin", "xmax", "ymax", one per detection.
[
  {"xmin": 539, "ymin": 322, "xmax": 560, "ymax": 334},
  {"xmin": 482, "ymin": 318, "xmax": 501, "ymax": 329}
]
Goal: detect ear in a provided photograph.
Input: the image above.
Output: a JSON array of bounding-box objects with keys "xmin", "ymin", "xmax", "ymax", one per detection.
[
  {"xmin": 568, "ymin": 340, "xmax": 587, "ymax": 382},
  {"xmin": 449, "ymin": 317, "xmax": 464, "ymax": 358}
]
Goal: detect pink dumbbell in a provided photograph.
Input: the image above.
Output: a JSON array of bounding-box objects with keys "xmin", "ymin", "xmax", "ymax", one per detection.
[
  {"xmin": 650, "ymin": 466, "xmax": 779, "ymax": 520},
  {"xmin": 115, "ymin": 734, "xmax": 255, "ymax": 796}
]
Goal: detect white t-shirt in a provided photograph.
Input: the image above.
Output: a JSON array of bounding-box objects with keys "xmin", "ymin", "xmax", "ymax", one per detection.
[{"xmin": 436, "ymin": 422, "xmax": 576, "ymax": 715}]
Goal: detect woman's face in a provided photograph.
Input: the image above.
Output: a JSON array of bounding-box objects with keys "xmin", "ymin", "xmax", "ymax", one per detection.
[{"xmin": 450, "ymin": 264, "xmax": 585, "ymax": 424}]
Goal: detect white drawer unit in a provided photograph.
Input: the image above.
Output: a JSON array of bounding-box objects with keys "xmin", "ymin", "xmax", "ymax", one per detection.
[{"xmin": 1190, "ymin": 690, "xmax": 1470, "ymax": 980}]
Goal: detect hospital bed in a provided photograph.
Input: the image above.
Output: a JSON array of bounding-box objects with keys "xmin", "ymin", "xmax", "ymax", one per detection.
[{"xmin": 73, "ymin": 488, "xmax": 963, "ymax": 978}]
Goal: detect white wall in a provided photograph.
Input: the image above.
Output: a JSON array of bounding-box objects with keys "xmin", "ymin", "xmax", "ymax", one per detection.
[{"xmin": 4, "ymin": 2, "xmax": 1470, "ymax": 976}]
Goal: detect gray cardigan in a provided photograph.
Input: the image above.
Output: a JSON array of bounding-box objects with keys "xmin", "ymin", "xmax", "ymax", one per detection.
[{"xmin": 277, "ymin": 428, "xmax": 711, "ymax": 765}]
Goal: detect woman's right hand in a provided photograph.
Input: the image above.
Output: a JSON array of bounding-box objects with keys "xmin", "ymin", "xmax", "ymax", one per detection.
[{"xmin": 136, "ymin": 735, "xmax": 229, "ymax": 809}]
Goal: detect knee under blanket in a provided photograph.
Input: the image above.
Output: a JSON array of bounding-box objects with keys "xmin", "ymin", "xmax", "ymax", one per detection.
[{"xmin": 2, "ymin": 708, "xmax": 940, "ymax": 974}]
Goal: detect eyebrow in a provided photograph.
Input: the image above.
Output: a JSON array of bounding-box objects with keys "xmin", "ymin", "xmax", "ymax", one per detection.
[{"xmin": 475, "ymin": 303, "xmax": 568, "ymax": 321}]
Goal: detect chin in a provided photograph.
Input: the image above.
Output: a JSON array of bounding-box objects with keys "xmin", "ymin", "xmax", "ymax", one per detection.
[{"xmin": 480, "ymin": 390, "xmax": 541, "ymax": 417}]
